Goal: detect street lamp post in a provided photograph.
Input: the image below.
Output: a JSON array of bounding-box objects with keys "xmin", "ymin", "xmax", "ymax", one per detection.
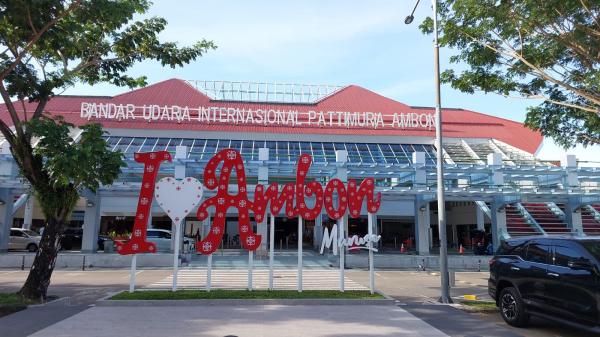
[{"xmin": 405, "ymin": 0, "xmax": 451, "ymax": 303}]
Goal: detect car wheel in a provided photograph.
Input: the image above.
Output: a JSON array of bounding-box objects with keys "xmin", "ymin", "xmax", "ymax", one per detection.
[
  {"xmin": 26, "ymin": 243, "xmax": 38, "ymax": 252},
  {"xmin": 499, "ymin": 287, "xmax": 529, "ymax": 327}
]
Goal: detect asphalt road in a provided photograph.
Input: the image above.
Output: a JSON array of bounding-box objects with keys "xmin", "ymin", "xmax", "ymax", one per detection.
[{"xmin": 0, "ymin": 269, "xmax": 597, "ymax": 337}]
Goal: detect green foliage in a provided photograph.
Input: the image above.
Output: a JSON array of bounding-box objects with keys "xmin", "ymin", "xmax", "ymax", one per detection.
[
  {"xmin": 421, "ymin": 0, "xmax": 600, "ymax": 147},
  {"xmin": 28, "ymin": 117, "xmax": 124, "ymax": 192},
  {"xmin": 0, "ymin": 0, "xmax": 214, "ymax": 299},
  {"xmin": 111, "ymin": 289, "xmax": 384, "ymax": 300}
]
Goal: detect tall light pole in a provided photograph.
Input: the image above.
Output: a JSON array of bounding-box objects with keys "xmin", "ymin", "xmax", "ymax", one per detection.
[{"xmin": 405, "ymin": 0, "xmax": 451, "ymax": 303}]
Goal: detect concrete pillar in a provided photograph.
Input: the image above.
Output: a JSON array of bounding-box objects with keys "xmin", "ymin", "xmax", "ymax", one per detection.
[
  {"xmin": 82, "ymin": 194, "xmax": 101, "ymax": 253},
  {"xmin": 415, "ymin": 196, "xmax": 430, "ymax": 255},
  {"xmin": 413, "ymin": 152, "xmax": 430, "ymax": 254},
  {"xmin": 488, "ymin": 153, "xmax": 505, "ymax": 249},
  {"xmin": 147, "ymin": 212, "xmax": 153, "ymax": 229},
  {"xmin": 476, "ymin": 206, "xmax": 485, "ymax": 231},
  {"xmin": 565, "ymin": 197, "xmax": 584, "ymax": 236},
  {"xmin": 561, "ymin": 154, "xmax": 579, "ymax": 188},
  {"xmin": 313, "ymin": 213, "xmax": 323, "ymax": 250},
  {"xmin": 451, "ymin": 224, "xmax": 458, "ymax": 247},
  {"xmin": 0, "ymin": 188, "xmax": 14, "ymax": 252},
  {"xmin": 23, "ymin": 196, "xmax": 33, "ymax": 229},
  {"xmin": 491, "ymin": 198, "xmax": 507, "ymax": 251},
  {"xmin": 257, "ymin": 147, "xmax": 269, "ymax": 252}
]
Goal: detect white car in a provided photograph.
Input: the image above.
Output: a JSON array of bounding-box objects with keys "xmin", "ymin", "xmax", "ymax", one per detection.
[
  {"xmin": 146, "ymin": 229, "xmax": 195, "ymax": 252},
  {"xmin": 9, "ymin": 228, "xmax": 41, "ymax": 252}
]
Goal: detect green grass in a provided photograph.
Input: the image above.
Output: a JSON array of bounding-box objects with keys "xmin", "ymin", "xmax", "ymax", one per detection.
[
  {"xmin": 460, "ymin": 300, "xmax": 498, "ymax": 311},
  {"xmin": 0, "ymin": 293, "xmax": 38, "ymax": 318},
  {"xmin": 111, "ymin": 289, "xmax": 384, "ymax": 300}
]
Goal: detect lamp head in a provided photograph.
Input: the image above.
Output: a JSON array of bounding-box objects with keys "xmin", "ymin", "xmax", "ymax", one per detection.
[{"xmin": 404, "ymin": 15, "xmax": 414, "ymax": 25}]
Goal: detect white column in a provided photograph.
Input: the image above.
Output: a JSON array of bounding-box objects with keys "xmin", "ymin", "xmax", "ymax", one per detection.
[
  {"xmin": 476, "ymin": 206, "xmax": 485, "ymax": 231},
  {"xmin": 82, "ymin": 194, "xmax": 101, "ymax": 253},
  {"xmin": 23, "ymin": 196, "xmax": 33, "ymax": 230},
  {"xmin": 488, "ymin": 153, "xmax": 506, "ymax": 249},
  {"xmin": 146, "ymin": 212, "xmax": 153, "ymax": 229},
  {"xmin": 413, "ymin": 153, "xmax": 430, "ymax": 254},
  {"xmin": 561, "ymin": 155, "xmax": 579, "ymax": 188},
  {"xmin": 0, "ymin": 189, "xmax": 14, "ymax": 252},
  {"xmin": 313, "ymin": 212, "xmax": 323, "ymax": 250},
  {"xmin": 415, "ymin": 198, "xmax": 430, "ymax": 255}
]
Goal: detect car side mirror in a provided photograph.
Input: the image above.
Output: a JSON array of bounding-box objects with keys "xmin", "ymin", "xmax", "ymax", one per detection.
[{"xmin": 568, "ymin": 260, "xmax": 594, "ymax": 271}]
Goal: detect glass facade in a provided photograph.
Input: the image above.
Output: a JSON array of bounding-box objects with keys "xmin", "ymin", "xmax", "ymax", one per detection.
[{"xmin": 104, "ymin": 136, "xmax": 438, "ymax": 166}]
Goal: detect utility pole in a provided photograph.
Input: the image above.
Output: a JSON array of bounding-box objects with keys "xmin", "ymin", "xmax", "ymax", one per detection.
[{"xmin": 405, "ymin": 0, "xmax": 451, "ymax": 303}]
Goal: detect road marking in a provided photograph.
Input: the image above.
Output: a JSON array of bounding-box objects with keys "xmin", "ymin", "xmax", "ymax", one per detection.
[{"xmin": 145, "ymin": 269, "xmax": 368, "ymax": 290}]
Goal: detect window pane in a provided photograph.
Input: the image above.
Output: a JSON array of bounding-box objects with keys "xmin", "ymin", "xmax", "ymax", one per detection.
[
  {"xmin": 554, "ymin": 245, "xmax": 583, "ymax": 267},
  {"xmin": 140, "ymin": 138, "xmax": 158, "ymax": 152},
  {"xmin": 526, "ymin": 243, "xmax": 550, "ymax": 264}
]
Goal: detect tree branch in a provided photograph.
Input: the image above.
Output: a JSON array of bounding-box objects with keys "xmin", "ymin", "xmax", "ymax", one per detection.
[{"xmin": 0, "ymin": 0, "xmax": 82, "ymax": 81}]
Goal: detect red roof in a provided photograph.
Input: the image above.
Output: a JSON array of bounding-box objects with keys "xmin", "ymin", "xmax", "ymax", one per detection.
[{"xmin": 0, "ymin": 78, "xmax": 543, "ymax": 153}]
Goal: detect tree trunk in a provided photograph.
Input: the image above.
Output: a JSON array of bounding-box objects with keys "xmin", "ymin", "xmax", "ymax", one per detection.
[{"xmin": 18, "ymin": 216, "xmax": 64, "ymax": 301}]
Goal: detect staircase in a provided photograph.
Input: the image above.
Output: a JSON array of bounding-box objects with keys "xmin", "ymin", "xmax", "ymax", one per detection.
[
  {"xmin": 521, "ymin": 202, "xmax": 572, "ymax": 234},
  {"xmin": 505, "ymin": 204, "xmax": 541, "ymax": 236},
  {"xmin": 582, "ymin": 205, "xmax": 600, "ymax": 235}
]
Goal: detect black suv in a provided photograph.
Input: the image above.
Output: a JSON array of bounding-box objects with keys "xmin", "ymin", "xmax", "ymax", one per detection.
[{"xmin": 489, "ymin": 236, "xmax": 600, "ymax": 332}]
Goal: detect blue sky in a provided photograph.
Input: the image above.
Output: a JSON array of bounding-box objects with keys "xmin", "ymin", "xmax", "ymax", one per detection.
[{"xmin": 64, "ymin": 0, "xmax": 543, "ymax": 123}]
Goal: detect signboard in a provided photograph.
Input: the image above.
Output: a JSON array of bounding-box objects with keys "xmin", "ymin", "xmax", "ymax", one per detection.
[
  {"xmin": 80, "ymin": 103, "xmax": 435, "ymax": 130},
  {"xmin": 116, "ymin": 148, "xmax": 381, "ymax": 255}
]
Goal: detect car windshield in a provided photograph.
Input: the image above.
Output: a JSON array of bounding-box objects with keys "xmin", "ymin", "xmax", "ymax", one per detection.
[
  {"xmin": 22, "ymin": 230, "xmax": 39, "ymax": 236},
  {"xmin": 581, "ymin": 240, "xmax": 600, "ymax": 261}
]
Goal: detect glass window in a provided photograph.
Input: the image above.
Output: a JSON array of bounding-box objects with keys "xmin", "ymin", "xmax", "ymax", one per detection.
[
  {"xmin": 215, "ymin": 139, "xmax": 230, "ymax": 152},
  {"xmin": 323, "ymin": 143, "xmax": 335, "ymax": 162},
  {"xmin": 300, "ymin": 142, "xmax": 311, "ymax": 155},
  {"xmin": 229, "ymin": 140, "xmax": 242, "ymax": 152},
  {"xmin": 204, "ymin": 140, "xmax": 218, "ymax": 158},
  {"xmin": 265, "ymin": 141, "xmax": 276, "ymax": 160},
  {"xmin": 147, "ymin": 231, "xmax": 159, "ymax": 238},
  {"xmin": 526, "ymin": 243, "xmax": 550, "ymax": 264},
  {"xmin": 497, "ymin": 240, "xmax": 526, "ymax": 257},
  {"xmin": 276, "ymin": 141, "xmax": 288, "ymax": 161},
  {"xmin": 554, "ymin": 245, "xmax": 584, "ymax": 268},
  {"xmin": 10, "ymin": 230, "xmax": 24, "ymax": 237},
  {"xmin": 166, "ymin": 138, "xmax": 182, "ymax": 153},
  {"xmin": 114, "ymin": 137, "xmax": 133, "ymax": 153},
  {"xmin": 311, "ymin": 142, "xmax": 325, "ymax": 163},
  {"xmin": 289, "ymin": 142, "xmax": 300, "ymax": 160},
  {"xmin": 368, "ymin": 144, "xmax": 385, "ymax": 164},
  {"xmin": 581, "ymin": 240, "xmax": 600, "ymax": 262},
  {"xmin": 346, "ymin": 143, "xmax": 361, "ymax": 163},
  {"xmin": 154, "ymin": 138, "xmax": 170, "ymax": 151},
  {"xmin": 126, "ymin": 138, "xmax": 145, "ymax": 153},
  {"xmin": 22, "ymin": 229, "xmax": 39, "ymax": 237},
  {"xmin": 140, "ymin": 138, "xmax": 158, "ymax": 152}
]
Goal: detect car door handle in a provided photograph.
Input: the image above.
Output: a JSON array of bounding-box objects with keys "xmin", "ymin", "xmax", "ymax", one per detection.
[
  {"xmin": 510, "ymin": 266, "xmax": 520, "ymax": 271},
  {"xmin": 547, "ymin": 272, "xmax": 560, "ymax": 277}
]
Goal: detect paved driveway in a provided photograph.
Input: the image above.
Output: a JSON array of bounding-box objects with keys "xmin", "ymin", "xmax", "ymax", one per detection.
[{"xmin": 28, "ymin": 305, "xmax": 449, "ymax": 337}]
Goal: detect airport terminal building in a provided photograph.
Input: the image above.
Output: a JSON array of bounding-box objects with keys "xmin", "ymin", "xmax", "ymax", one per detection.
[{"xmin": 1, "ymin": 78, "xmax": 599, "ymax": 256}]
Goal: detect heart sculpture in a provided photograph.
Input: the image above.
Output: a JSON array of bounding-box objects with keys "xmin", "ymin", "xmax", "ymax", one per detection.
[{"xmin": 155, "ymin": 177, "xmax": 203, "ymax": 224}]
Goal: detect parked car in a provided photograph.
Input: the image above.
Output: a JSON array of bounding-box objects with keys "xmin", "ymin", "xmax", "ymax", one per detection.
[
  {"xmin": 489, "ymin": 235, "xmax": 600, "ymax": 333},
  {"xmin": 60, "ymin": 228, "xmax": 111, "ymax": 251},
  {"xmin": 146, "ymin": 229, "xmax": 195, "ymax": 252},
  {"xmin": 9, "ymin": 228, "xmax": 41, "ymax": 252}
]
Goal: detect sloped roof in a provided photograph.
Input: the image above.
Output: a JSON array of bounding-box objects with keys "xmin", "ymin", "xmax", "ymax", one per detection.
[{"xmin": 0, "ymin": 78, "xmax": 543, "ymax": 153}]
